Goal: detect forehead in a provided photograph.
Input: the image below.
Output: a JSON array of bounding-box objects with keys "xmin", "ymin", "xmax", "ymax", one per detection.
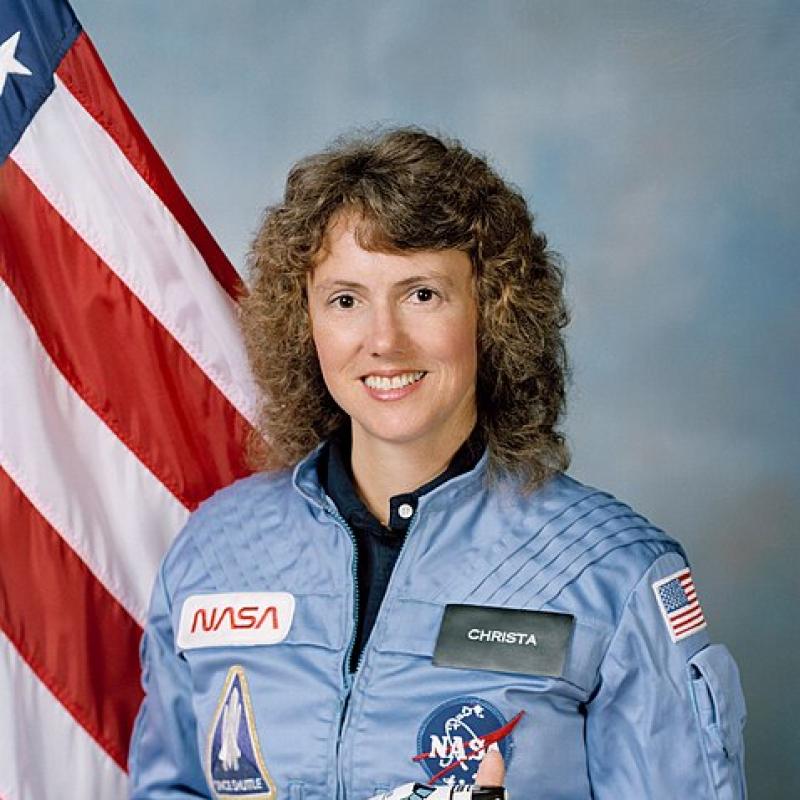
[{"xmin": 310, "ymin": 216, "xmax": 472, "ymax": 288}]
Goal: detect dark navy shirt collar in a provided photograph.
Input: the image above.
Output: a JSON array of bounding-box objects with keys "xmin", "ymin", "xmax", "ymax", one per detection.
[{"xmin": 319, "ymin": 426, "xmax": 485, "ymax": 537}]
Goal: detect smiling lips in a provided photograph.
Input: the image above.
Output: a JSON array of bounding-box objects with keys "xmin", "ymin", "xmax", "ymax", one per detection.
[{"xmin": 362, "ymin": 371, "xmax": 427, "ymax": 399}]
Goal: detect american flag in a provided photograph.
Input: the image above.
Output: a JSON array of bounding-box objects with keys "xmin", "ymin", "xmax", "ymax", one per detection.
[
  {"xmin": 0, "ymin": 0, "xmax": 257, "ymax": 796},
  {"xmin": 652, "ymin": 568, "xmax": 707, "ymax": 643}
]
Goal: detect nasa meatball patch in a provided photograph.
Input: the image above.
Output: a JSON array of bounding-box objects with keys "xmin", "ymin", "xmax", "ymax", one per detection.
[
  {"xmin": 206, "ymin": 666, "xmax": 276, "ymax": 799},
  {"xmin": 413, "ymin": 696, "xmax": 521, "ymax": 787}
]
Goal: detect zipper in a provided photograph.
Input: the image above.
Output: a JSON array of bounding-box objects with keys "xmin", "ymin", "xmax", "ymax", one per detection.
[
  {"xmin": 291, "ymin": 448, "xmax": 486, "ymax": 798},
  {"xmin": 323, "ymin": 504, "xmax": 359, "ymax": 800},
  {"xmin": 327, "ymin": 505, "xmax": 360, "ymax": 688},
  {"xmin": 335, "ymin": 510, "xmax": 422, "ymax": 798}
]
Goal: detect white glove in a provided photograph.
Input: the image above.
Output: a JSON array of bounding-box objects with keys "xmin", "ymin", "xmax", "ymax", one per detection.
[
  {"xmin": 367, "ymin": 743, "xmax": 507, "ymax": 800},
  {"xmin": 366, "ymin": 783, "xmax": 434, "ymax": 800},
  {"xmin": 367, "ymin": 783, "xmax": 506, "ymax": 799}
]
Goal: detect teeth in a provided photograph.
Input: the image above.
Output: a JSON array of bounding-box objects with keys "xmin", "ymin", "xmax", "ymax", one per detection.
[{"xmin": 364, "ymin": 371, "xmax": 425, "ymax": 390}]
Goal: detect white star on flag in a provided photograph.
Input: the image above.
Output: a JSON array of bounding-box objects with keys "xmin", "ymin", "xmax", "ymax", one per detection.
[{"xmin": 0, "ymin": 31, "xmax": 33, "ymax": 97}]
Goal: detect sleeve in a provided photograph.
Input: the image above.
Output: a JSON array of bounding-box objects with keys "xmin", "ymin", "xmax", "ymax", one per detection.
[
  {"xmin": 585, "ymin": 551, "xmax": 747, "ymax": 799},
  {"xmin": 128, "ymin": 564, "xmax": 209, "ymax": 798}
]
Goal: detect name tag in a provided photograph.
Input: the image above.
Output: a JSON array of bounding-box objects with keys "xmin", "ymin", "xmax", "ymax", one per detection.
[
  {"xmin": 177, "ymin": 591, "xmax": 295, "ymax": 650},
  {"xmin": 432, "ymin": 604, "xmax": 575, "ymax": 677}
]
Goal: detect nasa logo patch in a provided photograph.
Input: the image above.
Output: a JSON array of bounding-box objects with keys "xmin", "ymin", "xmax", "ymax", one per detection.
[
  {"xmin": 178, "ymin": 591, "xmax": 295, "ymax": 651},
  {"xmin": 206, "ymin": 666, "xmax": 276, "ymax": 799},
  {"xmin": 413, "ymin": 697, "xmax": 519, "ymax": 787}
]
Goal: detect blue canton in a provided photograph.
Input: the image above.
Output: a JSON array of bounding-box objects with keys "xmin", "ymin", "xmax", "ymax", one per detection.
[
  {"xmin": 0, "ymin": 0, "xmax": 81, "ymax": 162},
  {"xmin": 658, "ymin": 578, "xmax": 688, "ymax": 612}
]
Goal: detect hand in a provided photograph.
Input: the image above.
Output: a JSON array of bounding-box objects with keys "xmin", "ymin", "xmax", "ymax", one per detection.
[
  {"xmin": 366, "ymin": 746, "xmax": 507, "ymax": 800},
  {"xmin": 474, "ymin": 743, "xmax": 505, "ymax": 787}
]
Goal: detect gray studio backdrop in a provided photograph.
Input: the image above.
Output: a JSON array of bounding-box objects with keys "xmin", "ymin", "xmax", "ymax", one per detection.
[{"xmin": 73, "ymin": 1, "xmax": 799, "ymax": 795}]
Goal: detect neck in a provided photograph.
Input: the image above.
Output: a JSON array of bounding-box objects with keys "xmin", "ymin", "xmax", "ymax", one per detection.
[{"xmin": 349, "ymin": 418, "xmax": 475, "ymax": 526}]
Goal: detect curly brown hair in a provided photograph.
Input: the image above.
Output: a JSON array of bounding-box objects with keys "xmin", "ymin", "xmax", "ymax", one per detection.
[{"xmin": 241, "ymin": 126, "xmax": 570, "ymax": 489}]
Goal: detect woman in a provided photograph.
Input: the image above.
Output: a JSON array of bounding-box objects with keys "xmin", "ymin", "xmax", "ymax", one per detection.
[{"xmin": 129, "ymin": 128, "xmax": 746, "ymax": 799}]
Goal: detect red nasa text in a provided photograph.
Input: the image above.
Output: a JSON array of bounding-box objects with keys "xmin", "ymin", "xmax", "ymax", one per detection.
[{"xmin": 190, "ymin": 604, "xmax": 279, "ymax": 634}]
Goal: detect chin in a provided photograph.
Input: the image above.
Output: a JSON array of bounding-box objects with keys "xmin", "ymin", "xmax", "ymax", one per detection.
[
  {"xmin": 358, "ymin": 423, "xmax": 430, "ymax": 446},
  {"xmin": 352, "ymin": 413, "xmax": 453, "ymax": 448}
]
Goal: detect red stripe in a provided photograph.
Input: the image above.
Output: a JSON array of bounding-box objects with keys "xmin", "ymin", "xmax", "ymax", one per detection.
[
  {"xmin": 670, "ymin": 603, "xmax": 701, "ymax": 623},
  {"xmin": 0, "ymin": 468, "xmax": 143, "ymax": 769},
  {"xmin": 675, "ymin": 621, "xmax": 706, "ymax": 638},
  {"xmin": 673, "ymin": 607, "xmax": 702, "ymax": 625},
  {"xmin": 674, "ymin": 617, "xmax": 705, "ymax": 636},
  {"xmin": 56, "ymin": 32, "xmax": 245, "ymax": 302},
  {"xmin": 674, "ymin": 611, "xmax": 705, "ymax": 633},
  {"xmin": 0, "ymin": 160, "xmax": 252, "ymax": 510}
]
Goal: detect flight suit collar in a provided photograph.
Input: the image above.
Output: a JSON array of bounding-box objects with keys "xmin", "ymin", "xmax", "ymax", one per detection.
[{"xmin": 291, "ymin": 432, "xmax": 489, "ymax": 515}]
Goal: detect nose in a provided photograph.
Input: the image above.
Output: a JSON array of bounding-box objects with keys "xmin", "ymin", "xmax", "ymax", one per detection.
[{"xmin": 366, "ymin": 302, "xmax": 407, "ymax": 357}]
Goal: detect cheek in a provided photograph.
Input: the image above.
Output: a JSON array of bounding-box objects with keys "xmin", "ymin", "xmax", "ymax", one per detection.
[
  {"xmin": 308, "ymin": 315, "xmax": 332, "ymax": 374},
  {"xmin": 311, "ymin": 336, "xmax": 337, "ymax": 381},
  {"xmin": 310, "ymin": 336, "xmax": 346, "ymax": 404},
  {"xmin": 439, "ymin": 319, "xmax": 478, "ymax": 379},
  {"xmin": 310, "ymin": 318, "xmax": 355, "ymax": 378}
]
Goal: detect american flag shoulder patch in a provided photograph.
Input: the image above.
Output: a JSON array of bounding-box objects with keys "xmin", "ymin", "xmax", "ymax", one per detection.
[{"xmin": 652, "ymin": 568, "xmax": 707, "ymax": 643}]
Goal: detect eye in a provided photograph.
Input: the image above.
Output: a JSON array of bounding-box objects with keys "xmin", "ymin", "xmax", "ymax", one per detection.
[
  {"xmin": 411, "ymin": 287, "xmax": 436, "ymax": 303},
  {"xmin": 331, "ymin": 294, "xmax": 356, "ymax": 309}
]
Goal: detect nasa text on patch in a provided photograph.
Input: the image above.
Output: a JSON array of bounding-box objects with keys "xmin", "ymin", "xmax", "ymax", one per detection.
[
  {"xmin": 433, "ymin": 604, "xmax": 574, "ymax": 678},
  {"xmin": 414, "ymin": 696, "xmax": 520, "ymax": 787},
  {"xmin": 177, "ymin": 592, "xmax": 295, "ymax": 650}
]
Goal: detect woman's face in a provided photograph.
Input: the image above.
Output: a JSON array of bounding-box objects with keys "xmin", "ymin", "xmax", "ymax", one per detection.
[{"xmin": 307, "ymin": 216, "xmax": 478, "ymax": 455}]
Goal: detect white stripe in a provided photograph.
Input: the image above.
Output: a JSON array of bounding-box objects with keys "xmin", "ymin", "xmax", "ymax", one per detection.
[
  {"xmin": 674, "ymin": 623, "xmax": 707, "ymax": 642},
  {"xmin": 0, "ymin": 284, "xmax": 188, "ymax": 624},
  {"xmin": 0, "ymin": 632, "xmax": 128, "ymax": 800},
  {"xmin": 678, "ymin": 613, "xmax": 705, "ymax": 626},
  {"xmin": 674, "ymin": 608, "xmax": 703, "ymax": 624},
  {"xmin": 9, "ymin": 77, "xmax": 258, "ymax": 425},
  {"xmin": 670, "ymin": 601, "xmax": 700, "ymax": 618}
]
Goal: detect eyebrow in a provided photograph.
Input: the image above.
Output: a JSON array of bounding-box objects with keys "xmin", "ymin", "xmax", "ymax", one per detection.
[
  {"xmin": 311, "ymin": 280, "xmax": 365, "ymax": 294},
  {"xmin": 312, "ymin": 273, "xmax": 454, "ymax": 294},
  {"xmin": 395, "ymin": 273, "xmax": 454, "ymax": 289}
]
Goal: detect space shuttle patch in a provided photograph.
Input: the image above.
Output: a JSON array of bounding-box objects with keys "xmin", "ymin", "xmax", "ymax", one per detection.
[{"xmin": 206, "ymin": 666, "xmax": 277, "ymax": 799}]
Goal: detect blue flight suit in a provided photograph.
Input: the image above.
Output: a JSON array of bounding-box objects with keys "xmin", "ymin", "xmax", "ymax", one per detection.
[{"xmin": 129, "ymin": 447, "xmax": 747, "ymax": 799}]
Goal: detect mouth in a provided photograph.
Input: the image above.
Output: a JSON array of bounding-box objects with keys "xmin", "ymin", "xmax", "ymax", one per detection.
[{"xmin": 361, "ymin": 371, "xmax": 427, "ymax": 391}]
